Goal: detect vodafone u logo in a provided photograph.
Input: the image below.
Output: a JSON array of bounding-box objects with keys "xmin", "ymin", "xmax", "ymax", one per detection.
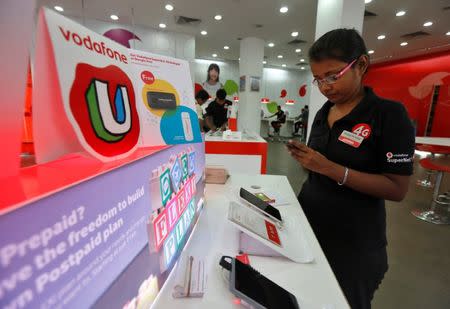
[
  {"xmin": 70, "ymin": 63, "xmax": 140, "ymax": 158},
  {"xmin": 352, "ymin": 123, "xmax": 372, "ymax": 139}
]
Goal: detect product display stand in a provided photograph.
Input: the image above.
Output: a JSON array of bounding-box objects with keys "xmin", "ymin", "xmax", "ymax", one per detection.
[{"xmin": 227, "ymin": 201, "xmax": 314, "ymax": 263}]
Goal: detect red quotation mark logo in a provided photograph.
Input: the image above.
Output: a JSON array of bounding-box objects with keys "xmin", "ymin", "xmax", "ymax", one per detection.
[
  {"xmin": 352, "ymin": 123, "xmax": 372, "ymax": 139},
  {"xmin": 70, "ymin": 63, "xmax": 140, "ymax": 157}
]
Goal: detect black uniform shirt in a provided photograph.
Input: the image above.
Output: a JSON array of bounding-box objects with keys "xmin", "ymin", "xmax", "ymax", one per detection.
[
  {"xmin": 205, "ymin": 99, "xmax": 232, "ymax": 128},
  {"xmin": 299, "ymin": 87, "xmax": 415, "ymax": 253}
]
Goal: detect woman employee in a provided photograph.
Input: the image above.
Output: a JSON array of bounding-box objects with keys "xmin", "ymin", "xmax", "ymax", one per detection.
[{"xmin": 287, "ymin": 29, "xmax": 415, "ymax": 309}]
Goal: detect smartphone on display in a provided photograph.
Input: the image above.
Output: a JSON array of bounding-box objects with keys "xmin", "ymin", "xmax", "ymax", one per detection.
[
  {"xmin": 239, "ymin": 188, "xmax": 282, "ymax": 224},
  {"xmin": 229, "ymin": 257, "xmax": 300, "ymax": 309}
]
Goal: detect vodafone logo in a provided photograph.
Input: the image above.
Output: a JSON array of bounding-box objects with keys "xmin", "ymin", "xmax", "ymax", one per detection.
[
  {"xmin": 141, "ymin": 70, "xmax": 155, "ymax": 85},
  {"xmin": 386, "ymin": 152, "xmax": 393, "ymax": 159},
  {"xmin": 352, "ymin": 123, "xmax": 372, "ymax": 139}
]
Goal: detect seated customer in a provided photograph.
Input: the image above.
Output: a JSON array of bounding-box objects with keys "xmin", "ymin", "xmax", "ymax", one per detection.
[
  {"xmin": 205, "ymin": 89, "xmax": 232, "ymax": 131},
  {"xmin": 266, "ymin": 105, "xmax": 286, "ymax": 135},
  {"xmin": 195, "ymin": 89, "xmax": 209, "ymax": 131}
]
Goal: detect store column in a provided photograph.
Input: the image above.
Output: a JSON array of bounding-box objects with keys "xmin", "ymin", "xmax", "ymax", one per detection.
[
  {"xmin": 307, "ymin": 0, "xmax": 365, "ymax": 140},
  {"xmin": 237, "ymin": 37, "xmax": 265, "ymax": 133}
]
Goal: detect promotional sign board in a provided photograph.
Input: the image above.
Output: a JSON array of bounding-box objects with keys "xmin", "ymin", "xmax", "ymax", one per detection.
[
  {"xmin": 0, "ymin": 142, "xmax": 205, "ymax": 309},
  {"xmin": 33, "ymin": 8, "xmax": 201, "ymax": 164}
]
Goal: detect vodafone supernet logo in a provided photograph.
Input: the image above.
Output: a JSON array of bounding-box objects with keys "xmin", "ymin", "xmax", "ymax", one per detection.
[{"xmin": 70, "ymin": 63, "xmax": 140, "ymax": 157}]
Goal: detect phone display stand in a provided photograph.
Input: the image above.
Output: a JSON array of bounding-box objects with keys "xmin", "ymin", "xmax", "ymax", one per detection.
[{"xmin": 228, "ymin": 201, "xmax": 314, "ymax": 263}]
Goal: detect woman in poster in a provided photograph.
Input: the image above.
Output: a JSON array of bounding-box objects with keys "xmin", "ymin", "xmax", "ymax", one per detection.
[{"xmin": 202, "ymin": 63, "xmax": 223, "ymax": 97}]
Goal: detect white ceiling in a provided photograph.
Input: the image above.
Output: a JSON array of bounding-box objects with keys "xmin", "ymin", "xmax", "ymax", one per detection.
[{"xmin": 38, "ymin": 0, "xmax": 450, "ymax": 69}]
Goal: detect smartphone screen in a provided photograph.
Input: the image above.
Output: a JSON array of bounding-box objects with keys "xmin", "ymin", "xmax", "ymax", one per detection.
[
  {"xmin": 239, "ymin": 188, "xmax": 282, "ymax": 221},
  {"xmin": 234, "ymin": 258, "xmax": 300, "ymax": 309}
]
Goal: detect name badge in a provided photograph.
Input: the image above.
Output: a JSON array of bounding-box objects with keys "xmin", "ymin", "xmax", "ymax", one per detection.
[{"xmin": 338, "ymin": 130, "xmax": 364, "ymax": 148}]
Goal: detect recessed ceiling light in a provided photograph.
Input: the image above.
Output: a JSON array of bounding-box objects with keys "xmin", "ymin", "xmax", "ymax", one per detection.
[
  {"xmin": 159, "ymin": 23, "xmax": 166, "ymax": 29},
  {"xmin": 110, "ymin": 15, "xmax": 119, "ymax": 20},
  {"xmin": 446, "ymin": 31, "xmax": 450, "ymax": 36},
  {"xmin": 201, "ymin": 30, "xmax": 207, "ymax": 35},
  {"xmin": 365, "ymin": 0, "xmax": 372, "ymax": 3},
  {"xmin": 280, "ymin": 6, "xmax": 288, "ymax": 13},
  {"xmin": 224, "ymin": 46, "xmax": 229, "ymax": 50},
  {"xmin": 263, "ymin": 61, "xmax": 267, "ymax": 64},
  {"xmin": 295, "ymin": 48, "xmax": 301, "ymax": 53},
  {"xmin": 423, "ymin": 21, "xmax": 433, "ymax": 27},
  {"xmin": 214, "ymin": 15, "xmax": 222, "ymax": 21},
  {"xmin": 165, "ymin": 4, "xmax": 174, "ymax": 11},
  {"xmin": 291, "ymin": 31, "xmax": 298, "ymax": 37},
  {"xmin": 268, "ymin": 42, "xmax": 275, "ymax": 47},
  {"xmin": 301, "ymin": 67, "xmax": 305, "ymax": 70},
  {"xmin": 282, "ymin": 64, "xmax": 287, "ymax": 67},
  {"xmin": 277, "ymin": 55, "xmax": 283, "ymax": 59},
  {"xmin": 377, "ymin": 34, "xmax": 386, "ymax": 40},
  {"xmin": 212, "ymin": 54, "xmax": 217, "ymax": 58},
  {"xmin": 300, "ymin": 58, "xmax": 305, "ymax": 62},
  {"xmin": 368, "ymin": 50, "xmax": 375, "ymax": 54},
  {"xmin": 396, "ymin": 10, "xmax": 406, "ymax": 17},
  {"xmin": 238, "ymin": 57, "xmax": 240, "ymax": 60},
  {"xmin": 54, "ymin": 6, "xmax": 64, "ymax": 12},
  {"xmin": 400, "ymin": 42, "xmax": 408, "ymax": 46}
]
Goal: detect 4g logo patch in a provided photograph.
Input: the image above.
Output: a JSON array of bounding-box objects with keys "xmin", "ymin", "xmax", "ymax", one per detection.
[
  {"xmin": 352, "ymin": 123, "xmax": 372, "ymax": 139},
  {"xmin": 69, "ymin": 63, "xmax": 140, "ymax": 159}
]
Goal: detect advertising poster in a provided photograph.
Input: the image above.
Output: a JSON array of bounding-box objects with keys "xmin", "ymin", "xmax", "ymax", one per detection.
[
  {"xmin": 33, "ymin": 8, "xmax": 201, "ymax": 164},
  {"xmin": 0, "ymin": 143, "xmax": 206, "ymax": 309}
]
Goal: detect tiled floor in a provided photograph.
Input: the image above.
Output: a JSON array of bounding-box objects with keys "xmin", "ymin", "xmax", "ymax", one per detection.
[{"xmin": 266, "ymin": 139, "xmax": 450, "ymax": 309}]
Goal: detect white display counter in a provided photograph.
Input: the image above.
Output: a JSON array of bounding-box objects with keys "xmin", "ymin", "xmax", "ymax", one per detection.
[
  {"xmin": 153, "ymin": 173, "xmax": 349, "ymax": 309},
  {"xmin": 415, "ymin": 137, "xmax": 450, "ymax": 147},
  {"xmin": 205, "ymin": 133, "xmax": 268, "ymax": 174}
]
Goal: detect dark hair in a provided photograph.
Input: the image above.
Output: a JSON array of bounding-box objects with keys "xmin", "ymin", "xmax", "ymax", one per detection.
[
  {"xmin": 207, "ymin": 63, "xmax": 220, "ymax": 82},
  {"xmin": 305, "ymin": 105, "xmax": 309, "ymax": 109},
  {"xmin": 216, "ymin": 88, "xmax": 226, "ymax": 100},
  {"xmin": 309, "ymin": 28, "xmax": 368, "ymax": 63},
  {"xmin": 195, "ymin": 89, "xmax": 209, "ymax": 102}
]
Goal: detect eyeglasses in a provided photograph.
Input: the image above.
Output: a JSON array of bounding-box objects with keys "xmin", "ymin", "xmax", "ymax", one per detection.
[{"xmin": 312, "ymin": 58, "xmax": 358, "ymax": 87}]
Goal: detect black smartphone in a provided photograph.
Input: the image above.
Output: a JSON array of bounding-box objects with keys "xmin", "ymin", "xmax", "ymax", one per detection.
[
  {"xmin": 230, "ymin": 257, "xmax": 300, "ymax": 309},
  {"xmin": 239, "ymin": 188, "xmax": 282, "ymax": 223}
]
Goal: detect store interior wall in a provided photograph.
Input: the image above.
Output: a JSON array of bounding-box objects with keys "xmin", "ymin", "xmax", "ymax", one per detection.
[
  {"xmin": 364, "ymin": 51, "xmax": 450, "ymax": 137},
  {"xmin": 194, "ymin": 58, "xmax": 311, "ymax": 118}
]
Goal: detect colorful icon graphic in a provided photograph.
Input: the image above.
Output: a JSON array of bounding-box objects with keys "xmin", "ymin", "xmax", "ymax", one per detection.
[
  {"xmin": 188, "ymin": 151, "xmax": 195, "ymax": 176},
  {"xmin": 181, "ymin": 154, "xmax": 188, "ymax": 181},
  {"xmin": 160, "ymin": 168, "xmax": 172, "ymax": 206},
  {"xmin": 70, "ymin": 64, "xmax": 140, "ymax": 158},
  {"xmin": 170, "ymin": 158, "xmax": 182, "ymax": 192}
]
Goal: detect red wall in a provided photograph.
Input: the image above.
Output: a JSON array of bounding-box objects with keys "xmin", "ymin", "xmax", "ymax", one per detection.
[{"xmin": 364, "ymin": 51, "xmax": 450, "ymax": 137}]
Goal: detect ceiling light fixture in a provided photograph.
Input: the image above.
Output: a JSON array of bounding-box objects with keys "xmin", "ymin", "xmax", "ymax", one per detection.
[
  {"xmin": 54, "ymin": 6, "xmax": 64, "ymax": 12},
  {"xmin": 396, "ymin": 10, "xmax": 406, "ymax": 17},
  {"xmin": 263, "ymin": 61, "xmax": 267, "ymax": 64},
  {"xmin": 400, "ymin": 42, "xmax": 408, "ymax": 46},
  {"xmin": 446, "ymin": 31, "xmax": 450, "ymax": 36},
  {"xmin": 368, "ymin": 50, "xmax": 375, "ymax": 54},
  {"xmin": 224, "ymin": 46, "xmax": 229, "ymax": 50},
  {"xmin": 268, "ymin": 42, "xmax": 275, "ymax": 47},
  {"xmin": 282, "ymin": 64, "xmax": 287, "ymax": 67},
  {"xmin": 201, "ymin": 30, "xmax": 207, "ymax": 35},
  {"xmin": 212, "ymin": 54, "xmax": 217, "ymax": 58},
  {"xmin": 377, "ymin": 34, "xmax": 386, "ymax": 40},
  {"xmin": 301, "ymin": 67, "xmax": 305, "ymax": 70},
  {"xmin": 110, "ymin": 15, "xmax": 119, "ymax": 20},
  {"xmin": 423, "ymin": 21, "xmax": 433, "ymax": 27},
  {"xmin": 165, "ymin": 4, "xmax": 174, "ymax": 11},
  {"xmin": 291, "ymin": 31, "xmax": 298, "ymax": 37},
  {"xmin": 277, "ymin": 55, "xmax": 283, "ymax": 59},
  {"xmin": 159, "ymin": 23, "xmax": 166, "ymax": 29},
  {"xmin": 214, "ymin": 15, "xmax": 222, "ymax": 21},
  {"xmin": 300, "ymin": 58, "xmax": 305, "ymax": 62},
  {"xmin": 280, "ymin": 6, "xmax": 288, "ymax": 13},
  {"xmin": 365, "ymin": 0, "xmax": 372, "ymax": 4},
  {"xmin": 295, "ymin": 48, "xmax": 301, "ymax": 53}
]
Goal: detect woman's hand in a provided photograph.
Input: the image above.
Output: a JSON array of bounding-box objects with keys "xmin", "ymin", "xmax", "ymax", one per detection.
[{"xmin": 286, "ymin": 140, "xmax": 334, "ymax": 174}]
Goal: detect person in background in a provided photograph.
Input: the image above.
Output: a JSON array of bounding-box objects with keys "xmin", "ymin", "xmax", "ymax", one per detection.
[
  {"xmin": 205, "ymin": 89, "xmax": 232, "ymax": 131},
  {"xmin": 294, "ymin": 107, "xmax": 305, "ymax": 136},
  {"xmin": 266, "ymin": 105, "xmax": 286, "ymax": 136},
  {"xmin": 195, "ymin": 89, "xmax": 209, "ymax": 132},
  {"xmin": 202, "ymin": 63, "xmax": 223, "ymax": 97},
  {"xmin": 287, "ymin": 29, "xmax": 414, "ymax": 309},
  {"xmin": 301, "ymin": 105, "xmax": 309, "ymax": 140}
]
